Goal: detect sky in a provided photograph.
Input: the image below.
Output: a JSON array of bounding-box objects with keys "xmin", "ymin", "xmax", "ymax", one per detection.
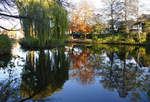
[
  {"xmin": 141, "ymin": 0, "xmax": 150, "ymax": 14},
  {"xmin": 0, "ymin": 0, "xmax": 150, "ymax": 31},
  {"xmin": 70, "ymin": 0, "xmax": 150, "ymax": 14}
]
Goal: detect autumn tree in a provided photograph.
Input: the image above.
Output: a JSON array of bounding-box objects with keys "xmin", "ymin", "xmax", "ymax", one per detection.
[{"xmin": 69, "ymin": 0, "xmax": 94, "ymax": 36}]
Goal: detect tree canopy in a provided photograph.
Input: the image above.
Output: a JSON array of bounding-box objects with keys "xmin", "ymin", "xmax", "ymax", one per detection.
[{"xmin": 16, "ymin": 0, "xmax": 68, "ymax": 44}]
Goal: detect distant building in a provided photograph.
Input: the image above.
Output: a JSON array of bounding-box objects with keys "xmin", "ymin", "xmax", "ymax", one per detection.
[
  {"xmin": 131, "ymin": 22, "xmax": 143, "ymax": 33},
  {"xmin": 131, "ymin": 14, "xmax": 150, "ymax": 33}
]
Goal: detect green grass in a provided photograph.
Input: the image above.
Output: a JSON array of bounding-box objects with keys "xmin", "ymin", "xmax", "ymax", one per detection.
[
  {"xmin": 0, "ymin": 34, "xmax": 12, "ymax": 55},
  {"xmin": 94, "ymin": 33, "xmax": 147, "ymax": 45}
]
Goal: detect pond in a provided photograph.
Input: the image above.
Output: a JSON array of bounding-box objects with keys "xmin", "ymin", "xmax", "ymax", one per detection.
[{"xmin": 0, "ymin": 42, "xmax": 150, "ymax": 102}]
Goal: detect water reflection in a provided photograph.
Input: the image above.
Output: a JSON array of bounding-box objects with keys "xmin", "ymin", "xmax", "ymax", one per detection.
[
  {"xmin": 20, "ymin": 49, "xmax": 69, "ymax": 100},
  {"xmin": 91, "ymin": 45, "xmax": 150, "ymax": 102},
  {"xmin": 0, "ymin": 55, "xmax": 11, "ymax": 67},
  {"xmin": 69, "ymin": 48, "xmax": 95, "ymax": 85},
  {"xmin": 0, "ymin": 52, "xmax": 23, "ymax": 102},
  {"xmin": 0, "ymin": 44, "xmax": 150, "ymax": 102},
  {"xmin": 68, "ymin": 45, "xmax": 150, "ymax": 102}
]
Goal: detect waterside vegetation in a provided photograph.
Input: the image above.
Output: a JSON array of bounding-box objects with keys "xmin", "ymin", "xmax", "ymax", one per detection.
[
  {"xmin": 0, "ymin": 34, "xmax": 12, "ymax": 55},
  {"xmin": 16, "ymin": 0, "xmax": 69, "ymax": 49}
]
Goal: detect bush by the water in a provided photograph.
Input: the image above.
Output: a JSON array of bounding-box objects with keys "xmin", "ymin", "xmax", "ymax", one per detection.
[
  {"xmin": 92, "ymin": 32, "xmax": 148, "ymax": 45},
  {"xmin": 0, "ymin": 34, "xmax": 12, "ymax": 55},
  {"xmin": 19, "ymin": 37, "xmax": 66, "ymax": 49}
]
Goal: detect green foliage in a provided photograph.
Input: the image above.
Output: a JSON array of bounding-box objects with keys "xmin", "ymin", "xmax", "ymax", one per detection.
[
  {"xmin": 19, "ymin": 37, "xmax": 39, "ymax": 48},
  {"xmin": 16, "ymin": 0, "xmax": 68, "ymax": 46},
  {"xmin": 91, "ymin": 25, "xmax": 105, "ymax": 35},
  {"xmin": 0, "ymin": 61, "xmax": 5, "ymax": 67},
  {"xmin": 91, "ymin": 44, "xmax": 137, "ymax": 55},
  {"xmin": 93, "ymin": 32, "xmax": 148, "ymax": 44},
  {"xmin": 97, "ymin": 36, "xmax": 112, "ymax": 43},
  {"xmin": 129, "ymin": 31, "xmax": 147, "ymax": 43},
  {"xmin": 147, "ymin": 90, "xmax": 150, "ymax": 97},
  {"xmin": 0, "ymin": 34, "xmax": 12, "ymax": 55},
  {"xmin": 51, "ymin": 2, "xmax": 69, "ymax": 39},
  {"xmin": 92, "ymin": 34, "xmax": 98, "ymax": 41},
  {"xmin": 0, "ymin": 55, "xmax": 11, "ymax": 67},
  {"xmin": 19, "ymin": 37, "xmax": 65, "ymax": 49}
]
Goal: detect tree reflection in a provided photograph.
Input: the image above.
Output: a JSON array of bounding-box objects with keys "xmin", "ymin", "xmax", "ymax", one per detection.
[
  {"xmin": 0, "ymin": 44, "xmax": 150, "ymax": 102},
  {"xmin": 0, "ymin": 55, "xmax": 24, "ymax": 102},
  {"xmin": 69, "ymin": 47, "xmax": 95, "ymax": 85},
  {"xmin": 91, "ymin": 45, "xmax": 150, "ymax": 101},
  {"xmin": 0, "ymin": 54, "xmax": 11, "ymax": 67},
  {"xmin": 0, "ymin": 78, "xmax": 20, "ymax": 102},
  {"xmin": 20, "ymin": 49, "xmax": 69, "ymax": 100}
]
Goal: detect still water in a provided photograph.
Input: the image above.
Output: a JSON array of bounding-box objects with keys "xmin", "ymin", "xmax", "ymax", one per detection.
[{"xmin": 0, "ymin": 42, "xmax": 150, "ymax": 102}]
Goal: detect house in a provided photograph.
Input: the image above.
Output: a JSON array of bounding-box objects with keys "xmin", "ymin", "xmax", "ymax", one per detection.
[
  {"xmin": 130, "ymin": 22, "xmax": 143, "ymax": 33},
  {"xmin": 131, "ymin": 14, "xmax": 150, "ymax": 33}
]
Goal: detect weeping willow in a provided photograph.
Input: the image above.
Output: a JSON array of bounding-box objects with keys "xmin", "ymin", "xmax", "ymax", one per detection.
[{"xmin": 16, "ymin": 0, "xmax": 68, "ymax": 46}]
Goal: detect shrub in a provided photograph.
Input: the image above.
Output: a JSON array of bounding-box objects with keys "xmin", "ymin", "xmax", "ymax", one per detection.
[
  {"xmin": 19, "ymin": 37, "xmax": 65, "ymax": 49},
  {"xmin": 19, "ymin": 37, "xmax": 39, "ymax": 48},
  {"xmin": 0, "ymin": 34, "xmax": 12, "ymax": 55}
]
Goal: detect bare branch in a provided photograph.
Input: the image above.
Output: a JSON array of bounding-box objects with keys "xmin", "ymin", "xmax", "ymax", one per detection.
[
  {"xmin": 0, "ymin": 25, "xmax": 21, "ymax": 31},
  {"xmin": 0, "ymin": 12, "xmax": 33, "ymax": 19}
]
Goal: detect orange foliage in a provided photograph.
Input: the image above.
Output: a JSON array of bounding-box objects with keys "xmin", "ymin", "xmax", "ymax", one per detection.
[
  {"xmin": 69, "ymin": 0, "xmax": 94, "ymax": 34},
  {"xmin": 69, "ymin": 50, "xmax": 95, "ymax": 84}
]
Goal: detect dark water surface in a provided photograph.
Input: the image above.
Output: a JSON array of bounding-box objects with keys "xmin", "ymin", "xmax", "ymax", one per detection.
[{"xmin": 0, "ymin": 43, "xmax": 150, "ymax": 102}]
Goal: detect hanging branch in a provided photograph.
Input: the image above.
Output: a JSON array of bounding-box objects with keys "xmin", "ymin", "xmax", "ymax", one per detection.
[
  {"xmin": 0, "ymin": 25, "xmax": 21, "ymax": 31},
  {"xmin": 0, "ymin": 12, "xmax": 33, "ymax": 20}
]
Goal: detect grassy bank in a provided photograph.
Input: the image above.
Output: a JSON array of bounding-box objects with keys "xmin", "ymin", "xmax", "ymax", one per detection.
[
  {"xmin": 20, "ymin": 32, "xmax": 150, "ymax": 49},
  {"xmin": 65, "ymin": 38, "xmax": 92, "ymax": 44},
  {"xmin": 67, "ymin": 33, "xmax": 149, "ymax": 46},
  {"xmin": 93, "ymin": 33, "xmax": 148, "ymax": 45},
  {"xmin": 0, "ymin": 34, "xmax": 12, "ymax": 55}
]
